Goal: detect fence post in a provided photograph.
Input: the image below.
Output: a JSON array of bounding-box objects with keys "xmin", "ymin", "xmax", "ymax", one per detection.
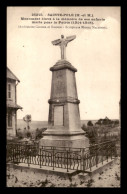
[
  {"xmin": 90, "ymin": 155, "xmax": 92, "ymax": 171},
  {"xmin": 27, "ymin": 145, "xmax": 30, "ymax": 167},
  {"xmin": 101, "ymin": 145, "xmax": 104, "ymax": 165},
  {"xmin": 53, "ymin": 147, "xmax": 54, "ymax": 170},
  {"xmin": 40, "ymin": 148, "xmax": 41, "ymax": 168},
  {"xmin": 96, "ymin": 146, "xmax": 98, "ymax": 168},
  {"xmin": 12, "ymin": 145, "xmax": 14, "ymax": 163},
  {"xmin": 81, "ymin": 149, "xmax": 83, "ymax": 171},
  {"xmin": 115, "ymin": 141, "xmax": 118, "ymax": 157},
  {"xmin": 29, "ymin": 145, "xmax": 31, "ymax": 166},
  {"xmin": 18, "ymin": 144, "xmax": 20, "ymax": 163},
  {"xmin": 67, "ymin": 150, "xmax": 69, "ymax": 172},
  {"xmin": 111, "ymin": 144, "xmax": 112, "ymax": 160},
  {"xmin": 82, "ymin": 149, "xmax": 85, "ymax": 172},
  {"xmin": 107, "ymin": 148, "xmax": 108, "ymax": 162},
  {"xmin": 15, "ymin": 144, "xmax": 18, "ymax": 163},
  {"xmin": 102, "ymin": 148, "xmax": 103, "ymax": 165}
]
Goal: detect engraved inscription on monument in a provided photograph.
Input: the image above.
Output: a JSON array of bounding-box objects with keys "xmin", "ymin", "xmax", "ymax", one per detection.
[
  {"xmin": 55, "ymin": 71, "xmax": 65, "ymax": 96},
  {"xmin": 54, "ymin": 106, "xmax": 64, "ymax": 126}
]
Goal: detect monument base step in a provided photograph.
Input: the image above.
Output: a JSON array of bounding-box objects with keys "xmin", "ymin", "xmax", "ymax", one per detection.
[
  {"xmin": 7, "ymin": 163, "xmax": 79, "ymax": 177},
  {"xmin": 39, "ymin": 137, "xmax": 89, "ymax": 148},
  {"xmin": 78, "ymin": 158, "xmax": 117, "ymax": 180}
]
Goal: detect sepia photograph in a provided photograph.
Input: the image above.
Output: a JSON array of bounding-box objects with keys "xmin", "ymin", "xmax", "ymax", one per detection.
[{"xmin": 6, "ymin": 6, "xmax": 120, "ymax": 187}]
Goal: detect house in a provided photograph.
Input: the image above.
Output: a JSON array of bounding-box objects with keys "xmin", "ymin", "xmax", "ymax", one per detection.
[{"xmin": 6, "ymin": 67, "xmax": 22, "ymax": 137}]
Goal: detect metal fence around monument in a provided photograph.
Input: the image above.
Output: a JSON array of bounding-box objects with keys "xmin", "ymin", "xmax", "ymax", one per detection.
[{"xmin": 6, "ymin": 140, "xmax": 119, "ymax": 172}]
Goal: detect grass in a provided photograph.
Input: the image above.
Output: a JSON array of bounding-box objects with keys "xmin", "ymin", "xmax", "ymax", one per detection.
[
  {"xmin": 50, "ymin": 183, "xmax": 55, "ymax": 187},
  {"xmin": 99, "ymin": 171, "xmax": 104, "ymax": 175},
  {"xmin": 40, "ymin": 178, "xmax": 49, "ymax": 187},
  {"xmin": 68, "ymin": 176, "xmax": 72, "ymax": 182},
  {"xmin": 80, "ymin": 180, "xmax": 84, "ymax": 185},
  {"xmin": 115, "ymin": 173, "xmax": 120, "ymax": 181},
  {"xmin": 86, "ymin": 179, "xmax": 94, "ymax": 187},
  {"xmin": 7, "ymin": 160, "xmax": 120, "ymax": 187},
  {"xmin": 69, "ymin": 182, "xmax": 77, "ymax": 187}
]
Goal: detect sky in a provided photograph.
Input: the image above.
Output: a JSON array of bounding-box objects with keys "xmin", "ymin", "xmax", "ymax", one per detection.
[{"xmin": 7, "ymin": 6, "xmax": 120, "ymax": 121}]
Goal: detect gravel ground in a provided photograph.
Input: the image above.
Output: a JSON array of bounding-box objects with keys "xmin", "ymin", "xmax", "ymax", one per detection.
[{"xmin": 6, "ymin": 157, "xmax": 120, "ymax": 188}]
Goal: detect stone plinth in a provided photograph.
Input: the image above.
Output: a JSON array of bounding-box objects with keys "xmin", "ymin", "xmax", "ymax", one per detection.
[{"xmin": 39, "ymin": 60, "xmax": 89, "ymax": 148}]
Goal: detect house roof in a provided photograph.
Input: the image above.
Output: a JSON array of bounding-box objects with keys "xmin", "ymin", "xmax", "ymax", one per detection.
[
  {"xmin": 7, "ymin": 101, "xmax": 22, "ymax": 109},
  {"xmin": 7, "ymin": 67, "xmax": 20, "ymax": 82}
]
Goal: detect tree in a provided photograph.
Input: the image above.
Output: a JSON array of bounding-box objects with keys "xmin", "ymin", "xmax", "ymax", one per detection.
[
  {"xmin": 81, "ymin": 124, "xmax": 87, "ymax": 131},
  {"xmin": 102, "ymin": 117, "xmax": 111, "ymax": 125},
  {"xmin": 26, "ymin": 131, "xmax": 32, "ymax": 138},
  {"xmin": 114, "ymin": 120, "xmax": 119, "ymax": 126},
  {"xmin": 87, "ymin": 120, "xmax": 93, "ymax": 126},
  {"xmin": 23, "ymin": 115, "xmax": 31, "ymax": 130},
  {"xmin": 95, "ymin": 119, "xmax": 103, "ymax": 126},
  {"xmin": 85, "ymin": 126, "xmax": 98, "ymax": 145},
  {"xmin": 35, "ymin": 128, "xmax": 45, "ymax": 140}
]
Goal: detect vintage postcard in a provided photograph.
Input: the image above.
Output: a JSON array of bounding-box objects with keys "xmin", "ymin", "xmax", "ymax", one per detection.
[{"xmin": 7, "ymin": 6, "xmax": 120, "ymax": 187}]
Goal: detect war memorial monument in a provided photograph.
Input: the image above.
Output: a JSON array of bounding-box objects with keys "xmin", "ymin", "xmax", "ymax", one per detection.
[{"xmin": 40, "ymin": 35, "xmax": 89, "ymax": 148}]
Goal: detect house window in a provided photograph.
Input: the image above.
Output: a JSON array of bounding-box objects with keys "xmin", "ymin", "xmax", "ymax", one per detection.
[
  {"xmin": 8, "ymin": 114, "xmax": 12, "ymax": 127},
  {"xmin": 8, "ymin": 83, "xmax": 11, "ymax": 99}
]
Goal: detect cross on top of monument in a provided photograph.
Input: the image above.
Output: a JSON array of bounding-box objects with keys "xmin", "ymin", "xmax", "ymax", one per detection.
[{"xmin": 52, "ymin": 35, "xmax": 76, "ymax": 60}]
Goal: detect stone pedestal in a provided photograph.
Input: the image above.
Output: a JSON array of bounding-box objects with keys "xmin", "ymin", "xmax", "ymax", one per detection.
[{"xmin": 40, "ymin": 60, "xmax": 89, "ymax": 148}]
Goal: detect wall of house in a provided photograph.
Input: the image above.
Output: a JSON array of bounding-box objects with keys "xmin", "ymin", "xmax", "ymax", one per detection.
[
  {"xmin": 7, "ymin": 79, "xmax": 17, "ymax": 137},
  {"xmin": 7, "ymin": 79, "xmax": 16, "ymax": 103},
  {"xmin": 6, "ymin": 109, "xmax": 16, "ymax": 137}
]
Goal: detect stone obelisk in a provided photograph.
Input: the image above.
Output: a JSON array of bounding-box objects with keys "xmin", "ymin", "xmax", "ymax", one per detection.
[{"xmin": 39, "ymin": 35, "xmax": 89, "ymax": 148}]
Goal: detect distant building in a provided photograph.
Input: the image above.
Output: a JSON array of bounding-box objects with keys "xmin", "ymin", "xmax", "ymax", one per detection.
[{"xmin": 6, "ymin": 67, "xmax": 22, "ymax": 137}]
